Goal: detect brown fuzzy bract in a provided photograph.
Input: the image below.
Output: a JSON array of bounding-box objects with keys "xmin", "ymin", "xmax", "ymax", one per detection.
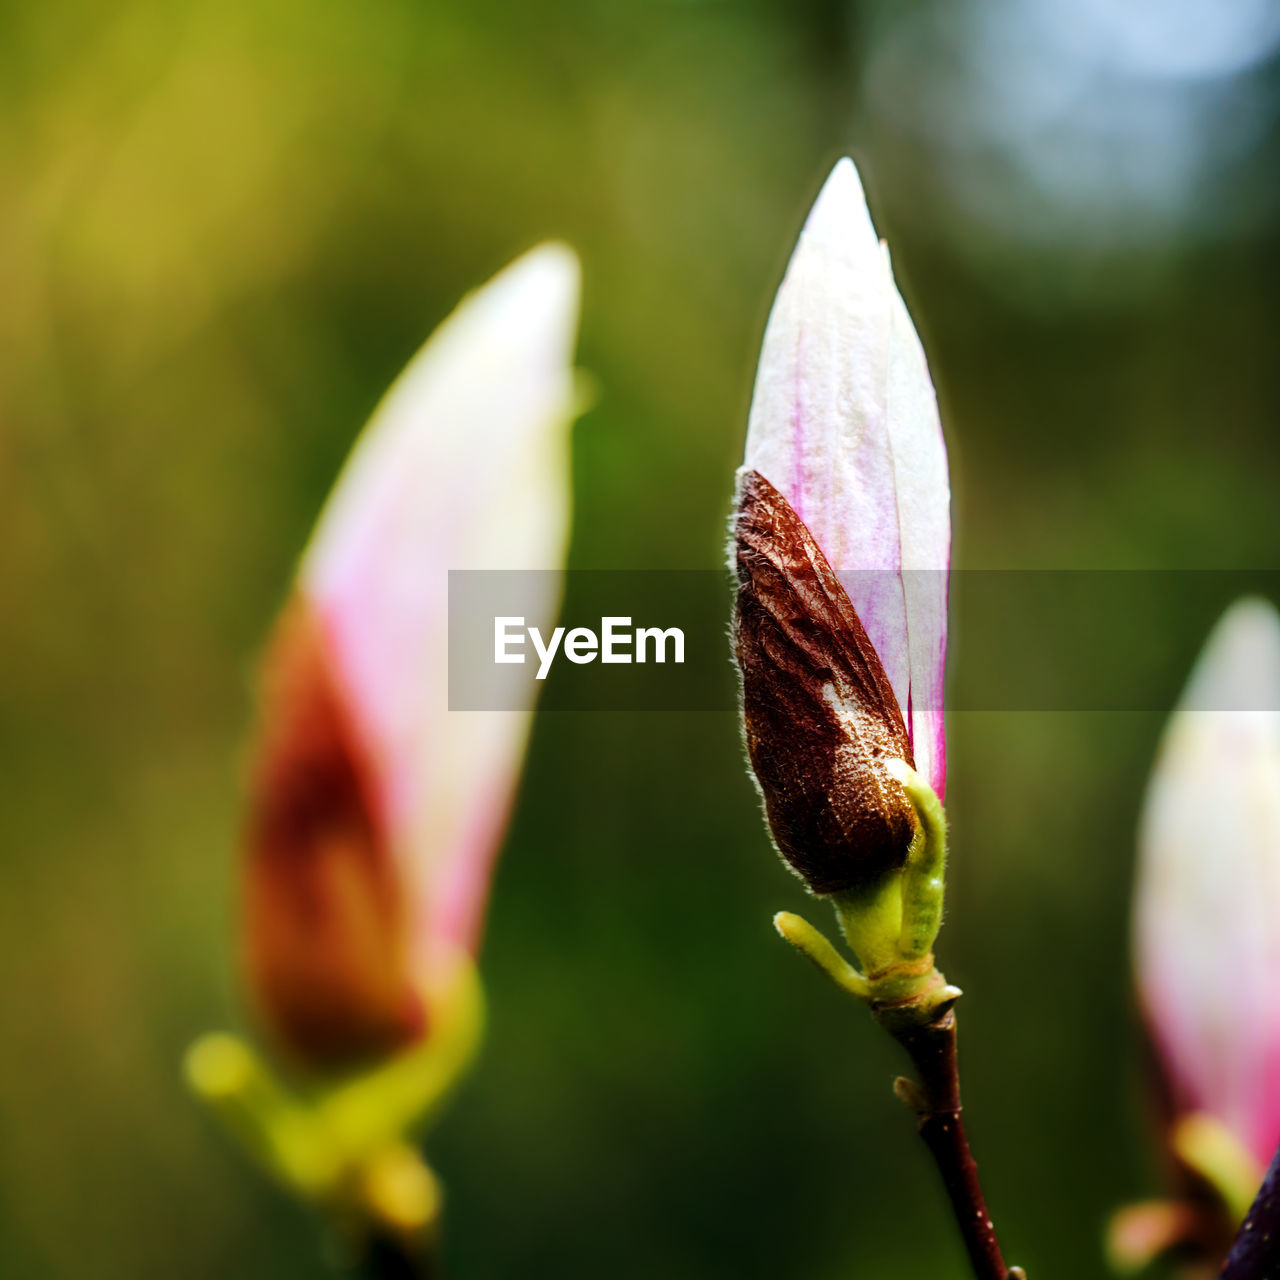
[
  {"xmin": 242, "ymin": 599, "xmax": 425, "ymax": 1067},
  {"xmin": 733, "ymin": 470, "xmax": 916, "ymax": 895}
]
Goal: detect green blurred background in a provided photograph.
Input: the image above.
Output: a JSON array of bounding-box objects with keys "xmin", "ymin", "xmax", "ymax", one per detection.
[{"xmin": 3, "ymin": 1, "xmax": 1280, "ymax": 1276}]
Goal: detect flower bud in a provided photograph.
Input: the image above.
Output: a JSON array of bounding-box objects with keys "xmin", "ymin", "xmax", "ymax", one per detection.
[
  {"xmin": 244, "ymin": 245, "xmax": 580, "ymax": 1066},
  {"xmin": 732, "ymin": 158, "xmax": 950, "ymax": 895},
  {"xmin": 1135, "ymin": 596, "xmax": 1280, "ymax": 1171}
]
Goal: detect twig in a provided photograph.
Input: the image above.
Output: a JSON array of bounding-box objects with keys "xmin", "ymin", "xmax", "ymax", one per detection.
[
  {"xmin": 884, "ymin": 1008, "xmax": 1018, "ymax": 1280},
  {"xmin": 1221, "ymin": 1140, "xmax": 1280, "ymax": 1279}
]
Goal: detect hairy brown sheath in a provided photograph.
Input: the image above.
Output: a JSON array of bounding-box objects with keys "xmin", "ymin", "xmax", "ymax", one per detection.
[
  {"xmin": 243, "ymin": 599, "xmax": 425, "ymax": 1066},
  {"xmin": 733, "ymin": 469, "xmax": 916, "ymax": 895}
]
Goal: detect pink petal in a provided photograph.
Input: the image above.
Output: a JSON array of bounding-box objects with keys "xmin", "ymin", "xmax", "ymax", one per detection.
[{"xmin": 1136, "ymin": 597, "xmax": 1280, "ymax": 1166}]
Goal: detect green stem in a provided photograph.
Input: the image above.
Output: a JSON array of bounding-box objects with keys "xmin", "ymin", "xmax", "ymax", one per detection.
[{"xmin": 774, "ymin": 761, "xmax": 1021, "ymax": 1280}]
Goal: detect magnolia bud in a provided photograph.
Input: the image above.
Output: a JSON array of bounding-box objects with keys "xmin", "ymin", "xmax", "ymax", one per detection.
[
  {"xmin": 244, "ymin": 245, "xmax": 580, "ymax": 1066},
  {"xmin": 1111, "ymin": 597, "xmax": 1280, "ymax": 1271},
  {"xmin": 732, "ymin": 158, "xmax": 950, "ymax": 897}
]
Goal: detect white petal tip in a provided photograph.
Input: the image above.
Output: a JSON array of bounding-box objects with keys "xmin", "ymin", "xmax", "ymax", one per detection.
[
  {"xmin": 1186, "ymin": 596, "xmax": 1280, "ymax": 712},
  {"xmin": 484, "ymin": 241, "xmax": 581, "ymax": 340},
  {"xmin": 509, "ymin": 240, "xmax": 581, "ymax": 294},
  {"xmin": 801, "ymin": 158, "xmax": 876, "ymax": 255},
  {"xmin": 821, "ymin": 157, "xmax": 865, "ymax": 202},
  {"xmin": 1213, "ymin": 595, "xmax": 1280, "ymax": 643}
]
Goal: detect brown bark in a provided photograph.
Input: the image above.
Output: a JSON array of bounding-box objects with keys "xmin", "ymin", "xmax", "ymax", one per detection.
[{"xmin": 886, "ymin": 1010, "xmax": 1017, "ymax": 1280}]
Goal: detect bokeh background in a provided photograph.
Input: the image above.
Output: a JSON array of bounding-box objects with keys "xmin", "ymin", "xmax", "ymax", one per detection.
[{"xmin": 4, "ymin": 1, "xmax": 1280, "ymax": 1276}]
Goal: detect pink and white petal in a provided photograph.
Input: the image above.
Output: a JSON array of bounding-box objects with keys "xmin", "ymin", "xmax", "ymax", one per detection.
[
  {"xmin": 301, "ymin": 244, "xmax": 580, "ymax": 972},
  {"xmin": 743, "ymin": 159, "xmax": 950, "ymax": 781},
  {"xmin": 1137, "ymin": 598, "xmax": 1280, "ymax": 1166},
  {"xmin": 744, "ymin": 160, "xmax": 908, "ymax": 694},
  {"xmin": 884, "ymin": 253, "xmax": 950, "ymax": 797}
]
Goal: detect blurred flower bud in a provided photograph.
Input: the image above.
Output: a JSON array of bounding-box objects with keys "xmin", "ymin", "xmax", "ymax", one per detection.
[
  {"xmin": 244, "ymin": 245, "xmax": 580, "ymax": 1066},
  {"xmin": 1135, "ymin": 596, "xmax": 1280, "ymax": 1172},
  {"xmin": 732, "ymin": 159, "xmax": 950, "ymax": 896}
]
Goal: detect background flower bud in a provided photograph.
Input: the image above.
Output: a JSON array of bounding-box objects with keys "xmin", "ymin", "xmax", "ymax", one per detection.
[
  {"xmin": 244, "ymin": 245, "xmax": 580, "ymax": 1065},
  {"xmin": 1135, "ymin": 596, "xmax": 1280, "ymax": 1169}
]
